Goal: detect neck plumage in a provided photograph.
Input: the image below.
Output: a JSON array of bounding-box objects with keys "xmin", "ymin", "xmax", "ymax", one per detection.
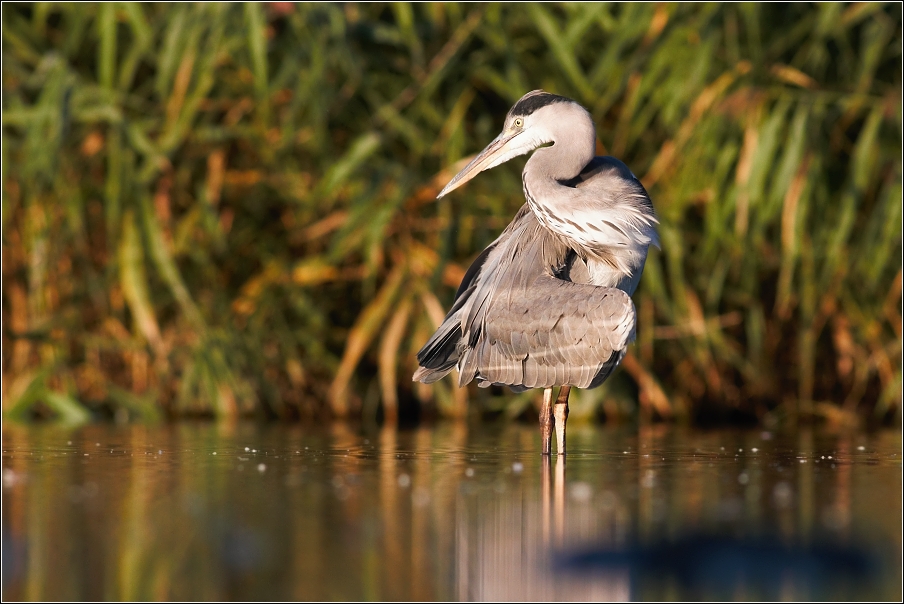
[
  {"xmin": 521, "ymin": 144, "xmax": 592, "ymax": 245},
  {"xmin": 521, "ymin": 146, "xmax": 656, "ymax": 292}
]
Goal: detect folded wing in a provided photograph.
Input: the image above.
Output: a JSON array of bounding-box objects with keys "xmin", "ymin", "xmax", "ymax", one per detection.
[{"xmin": 414, "ymin": 205, "xmax": 636, "ymax": 390}]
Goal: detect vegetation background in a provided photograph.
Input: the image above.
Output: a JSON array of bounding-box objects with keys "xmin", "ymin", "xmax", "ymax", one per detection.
[{"xmin": 2, "ymin": 3, "xmax": 901, "ymax": 426}]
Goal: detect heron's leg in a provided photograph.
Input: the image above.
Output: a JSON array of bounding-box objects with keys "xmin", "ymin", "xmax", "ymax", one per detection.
[
  {"xmin": 554, "ymin": 386, "xmax": 571, "ymax": 456},
  {"xmin": 540, "ymin": 387, "xmax": 554, "ymax": 455}
]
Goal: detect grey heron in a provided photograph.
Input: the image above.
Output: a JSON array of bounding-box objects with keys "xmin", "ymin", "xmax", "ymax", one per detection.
[{"xmin": 413, "ymin": 90, "xmax": 659, "ymax": 455}]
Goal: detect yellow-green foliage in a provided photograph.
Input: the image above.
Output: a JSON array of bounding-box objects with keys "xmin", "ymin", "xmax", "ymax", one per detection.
[{"xmin": 2, "ymin": 3, "xmax": 900, "ymax": 423}]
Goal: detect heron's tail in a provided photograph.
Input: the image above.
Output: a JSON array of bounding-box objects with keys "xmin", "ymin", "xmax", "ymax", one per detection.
[
  {"xmin": 412, "ymin": 313, "xmax": 462, "ymax": 384},
  {"xmin": 412, "ymin": 364, "xmax": 453, "ymax": 384}
]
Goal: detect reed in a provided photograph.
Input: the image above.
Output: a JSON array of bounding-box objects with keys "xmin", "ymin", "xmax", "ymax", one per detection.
[{"xmin": 2, "ymin": 3, "xmax": 900, "ymax": 423}]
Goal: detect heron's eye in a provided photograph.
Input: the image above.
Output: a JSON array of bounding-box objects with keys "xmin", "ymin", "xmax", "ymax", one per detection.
[{"xmin": 513, "ymin": 117, "xmax": 524, "ymax": 128}]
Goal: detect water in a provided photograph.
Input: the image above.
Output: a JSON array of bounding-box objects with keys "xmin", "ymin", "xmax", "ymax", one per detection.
[{"xmin": 2, "ymin": 423, "xmax": 900, "ymax": 601}]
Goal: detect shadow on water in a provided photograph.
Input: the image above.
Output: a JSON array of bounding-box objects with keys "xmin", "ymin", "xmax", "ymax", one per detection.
[
  {"xmin": 557, "ymin": 533, "xmax": 876, "ymax": 601},
  {"xmin": 2, "ymin": 422, "xmax": 901, "ymax": 601}
]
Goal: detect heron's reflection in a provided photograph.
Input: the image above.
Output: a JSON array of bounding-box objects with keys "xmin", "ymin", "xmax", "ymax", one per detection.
[
  {"xmin": 459, "ymin": 452, "xmax": 629, "ymax": 601},
  {"xmin": 540, "ymin": 455, "xmax": 568, "ymax": 547}
]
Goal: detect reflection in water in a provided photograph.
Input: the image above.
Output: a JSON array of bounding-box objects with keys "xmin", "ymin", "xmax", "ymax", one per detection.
[
  {"xmin": 2, "ymin": 423, "xmax": 901, "ymax": 601},
  {"xmin": 460, "ymin": 454, "xmax": 630, "ymax": 601}
]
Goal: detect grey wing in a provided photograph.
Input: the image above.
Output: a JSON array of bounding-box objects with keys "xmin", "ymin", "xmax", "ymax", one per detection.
[
  {"xmin": 416, "ymin": 204, "xmax": 636, "ymax": 391},
  {"xmin": 413, "ymin": 205, "xmax": 534, "ymax": 384},
  {"xmin": 412, "ymin": 242, "xmax": 497, "ymax": 383},
  {"xmin": 458, "ymin": 276, "xmax": 636, "ymax": 390}
]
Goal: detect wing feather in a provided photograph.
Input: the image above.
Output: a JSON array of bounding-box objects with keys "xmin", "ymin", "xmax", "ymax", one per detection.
[{"xmin": 416, "ymin": 196, "xmax": 643, "ymax": 392}]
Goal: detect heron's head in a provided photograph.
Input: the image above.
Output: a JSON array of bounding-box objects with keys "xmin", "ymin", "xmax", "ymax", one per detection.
[{"xmin": 437, "ymin": 90, "xmax": 595, "ymax": 198}]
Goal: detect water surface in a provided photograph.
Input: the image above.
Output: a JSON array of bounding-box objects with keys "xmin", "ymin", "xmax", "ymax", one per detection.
[{"xmin": 2, "ymin": 423, "xmax": 900, "ymax": 601}]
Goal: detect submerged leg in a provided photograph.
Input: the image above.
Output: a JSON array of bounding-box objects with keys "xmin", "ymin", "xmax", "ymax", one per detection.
[
  {"xmin": 540, "ymin": 387, "xmax": 554, "ymax": 455},
  {"xmin": 554, "ymin": 385, "xmax": 571, "ymax": 456}
]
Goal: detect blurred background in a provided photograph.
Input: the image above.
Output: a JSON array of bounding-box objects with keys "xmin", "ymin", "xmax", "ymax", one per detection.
[{"xmin": 2, "ymin": 3, "xmax": 901, "ymax": 426}]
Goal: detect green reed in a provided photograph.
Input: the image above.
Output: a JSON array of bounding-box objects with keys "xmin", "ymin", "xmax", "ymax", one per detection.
[{"xmin": 2, "ymin": 3, "xmax": 900, "ymax": 424}]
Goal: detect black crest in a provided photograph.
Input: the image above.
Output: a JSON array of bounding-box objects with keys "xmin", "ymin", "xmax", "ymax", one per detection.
[{"xmin": 510, "ymin": 90, "xmax": 571, "ymax": 117}]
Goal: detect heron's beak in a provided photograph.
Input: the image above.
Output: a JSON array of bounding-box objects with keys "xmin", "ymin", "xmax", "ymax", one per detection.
[{"xmin": 437, "ymin": 131, "xmax": 524, "ymax": 199}]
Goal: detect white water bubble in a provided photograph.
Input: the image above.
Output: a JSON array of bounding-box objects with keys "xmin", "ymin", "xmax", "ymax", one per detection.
[
  {"xmin": 3, "ymin": 469, "xmax": 20, "ymax": 488},
  {"xmin": 773, "ymin": 482, "xmax": 793, "ymax": 507},
  {"xmin": 569, "ymin": 482, "xmax": 593, "ymax": 502},
  {"xmin": 413, "ymin": 487, "xmax": 431, "ymax": 507}
]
